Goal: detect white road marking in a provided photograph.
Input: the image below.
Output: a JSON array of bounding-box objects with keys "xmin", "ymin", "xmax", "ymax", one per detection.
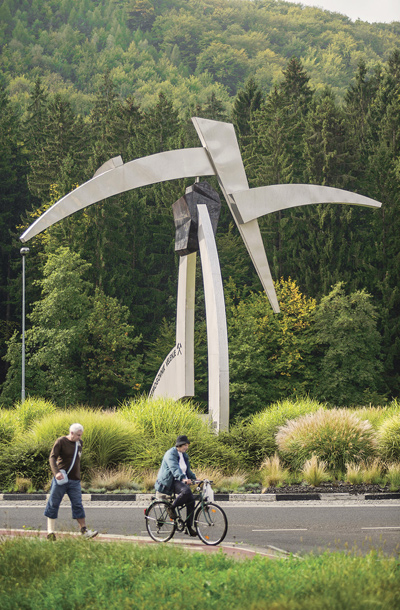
[
  {"xmin": 251, "ymin": 527, "xmax": 308, "ymax": 532},
  {"xmin": 361, "ymin": 527, "xmax": 400, "ymax": 530}
]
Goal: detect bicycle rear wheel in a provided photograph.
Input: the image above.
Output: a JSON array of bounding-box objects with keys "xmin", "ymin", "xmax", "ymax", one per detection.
[
  {"xmin": 145, "ymin": 501, "xmax": 176, "ymax": 542},
  {"xmin": 194, "ymin": 502, "xmax": 228, "ymax": 545}
]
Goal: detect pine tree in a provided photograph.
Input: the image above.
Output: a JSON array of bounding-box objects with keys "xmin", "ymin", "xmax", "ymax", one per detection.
[
  {"xmin": 27, "ymin": 93, "xmax": 88, "ymax": 201},
  {"xmin": 232, "ymin": 77, "xmax": 263, "ymax": 142}
]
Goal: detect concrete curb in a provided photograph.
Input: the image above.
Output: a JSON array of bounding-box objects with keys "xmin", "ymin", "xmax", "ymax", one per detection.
[{"xmin": 1, "ymin": 491, "xmax": 400, "ymax": 502}]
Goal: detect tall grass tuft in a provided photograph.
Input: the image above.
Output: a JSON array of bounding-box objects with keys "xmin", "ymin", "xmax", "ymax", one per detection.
[
  {"xmin": 212, "ymin": 471, "xmax": 247, "ymax": 492},
  {"xmin": 28, "ymin": 409, "xmax": 142, "ymax": 469},
  {"xmin": 259, "ymin": 454, "xmax": 290, "ymax": 488},
  {"xmin": 0, "ymin": 409, "xmax": 15, "ymax": 444},
  {"xmin": 220, "ymin": 398, "xmax": 326, "ymax": 468},
  {"xmin": 87, "ymin": 465, "xmax": 138, "ymax": 491},
  {"xmin": 360, "ymin": 459, "xmax": 383, "ymax": 484},
  {"xmin": 121, "ymin": 396, "xmax": 243, "ymax": 472},
  {"xmin": 386, "ymin": 463, "xmax": 400, "ymax": 491},
  {"xmin": 14, "ymin": 477, "xmax": 33, "ymax": 493},
  {"xmin": 120, "ymin": 396, "xmax": 208, "ymax": 437},
  {"xmin": 301, "ymin": 454, "xmax": 329, "ymax": 486},
  {"xmin": 378, "ymin": 414, "xmax": 400, "ymax": 461},
  {"xmin": 13, "ymin": 398, "xmax": 57, "ymax": 432},
  {"xmin": 345, "ymin": 462, "xmax": 363, "ymax": 485},
  {"xmin": 276, "ymin": 409, "xmax": 378, "ymax": 470}
]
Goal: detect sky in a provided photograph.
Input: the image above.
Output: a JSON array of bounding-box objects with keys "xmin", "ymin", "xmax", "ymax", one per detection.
[{"xmin": 295, "ymin": 0, "xmax": 400, "ymax": 24}]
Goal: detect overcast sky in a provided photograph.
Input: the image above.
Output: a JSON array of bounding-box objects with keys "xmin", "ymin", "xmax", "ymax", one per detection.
[{"xmin": 295, "ymin": 0, "xmax": 400, "ymax": 24}]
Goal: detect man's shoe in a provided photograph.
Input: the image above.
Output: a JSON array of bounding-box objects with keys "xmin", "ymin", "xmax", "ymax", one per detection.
[
  {"xmin": 46, "ymin": 532, "xmax": 56, "ymax": 541},
  {"xmin": 186, "ymin": 526, "xmax": 197, "ymax": 537},
  {"xmin": 81, "ymin": 527, "xmax": 98, "ymax": 539},
  {"xmin": 166, "ymin": 505, "xmax": 176, "ymax": 520}
]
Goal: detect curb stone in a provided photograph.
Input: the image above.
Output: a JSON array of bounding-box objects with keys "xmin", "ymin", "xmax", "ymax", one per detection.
[{"xmin": 1, "ymin": 492, "xmax": 400, "ymax": 502}]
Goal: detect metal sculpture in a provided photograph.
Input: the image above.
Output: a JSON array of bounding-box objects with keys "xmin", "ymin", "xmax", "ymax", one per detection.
[{"xmin": 20, "ymin": 118, "xmax": 383, "ymax": 430}]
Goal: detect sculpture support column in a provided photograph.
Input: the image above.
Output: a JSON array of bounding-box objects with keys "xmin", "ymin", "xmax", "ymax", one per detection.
[
  {"xmin": 197, "ymin": 204, "xmax": 229, "ymax": 431},
  {"xmin": 149, "ymin": 252, "xmax": 196, "ymax": 400},
  {"xmin": 176, "ymin": 252, "xmax": 196, "ymax": 398}
]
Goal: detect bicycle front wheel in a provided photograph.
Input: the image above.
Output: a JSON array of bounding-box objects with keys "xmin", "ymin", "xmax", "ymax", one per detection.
[
  {"xmin": 145, "ymin": 501, "xmax": 176, "ymax": 542},
  {"xmin": 194, "ymin": 502, "xmax": 228, "ymax": 545}
]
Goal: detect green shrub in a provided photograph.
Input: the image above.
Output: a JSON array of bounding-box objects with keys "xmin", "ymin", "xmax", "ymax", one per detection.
[
  {"xmin": 378, "ymin": 414, "xmax": 400, "ymax": 461},
  {"xmin": 13, "ymin": 397, "xmax": 57, "ymax": 431},
  {"xmin": 220, "ymin": 398, "xmax": 325, "ymax": 468},
  {"xmin": 276, "ymin": 409, "xmax": 378, "ymax": 470}
]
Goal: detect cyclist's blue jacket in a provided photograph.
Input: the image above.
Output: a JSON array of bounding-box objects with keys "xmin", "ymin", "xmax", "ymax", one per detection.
[{"xmin": 155, "ymin": 447, "xmax": 196, "ymax": 494}]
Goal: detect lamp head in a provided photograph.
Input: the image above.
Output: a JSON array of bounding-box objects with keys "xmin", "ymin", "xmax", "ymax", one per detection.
[{"xmin": 20, "ymin": 247, "xmax": 30, "ymax": 256}]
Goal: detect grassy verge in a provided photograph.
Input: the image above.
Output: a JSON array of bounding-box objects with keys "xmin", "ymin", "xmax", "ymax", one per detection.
[{"xmin": 0, "ymin": 538, "xmax": 399, "ymax": 610}]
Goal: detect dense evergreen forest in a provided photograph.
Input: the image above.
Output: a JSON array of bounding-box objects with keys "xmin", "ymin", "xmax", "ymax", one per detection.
[
  {"xmin": 1, "ymin": 0, "xmax": 400, "ymax": 417},
  {"xmin": 1, "ymin": 0, "xmax": 400, "ymax": 114}
]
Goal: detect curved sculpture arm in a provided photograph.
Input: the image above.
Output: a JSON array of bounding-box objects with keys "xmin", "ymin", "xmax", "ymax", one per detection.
[
  {"xmin": 192, "ymin": 117, "xmax": 280, "ymax": 313},
  {"xmin": 230, "ymin": 184, "xmax": 382, "ymax": 225},
  {"xmin": 20, "ymin": 148, "xmax": 215, "ymax": 243}
]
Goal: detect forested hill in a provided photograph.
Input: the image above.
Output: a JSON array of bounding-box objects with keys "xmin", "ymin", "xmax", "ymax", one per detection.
[
  {"xmin": 1, "ymin": 0, "xmax": 400, "ymax": 116},
  {"xmin": 1, "ymin": 0, "xmax": 400, "ymax": 413}
]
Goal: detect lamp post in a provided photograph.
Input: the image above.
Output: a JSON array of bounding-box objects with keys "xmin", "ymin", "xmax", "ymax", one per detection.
[{"xmin": 20, "ymin": 247, "xmax": 29, "ymax": 402}]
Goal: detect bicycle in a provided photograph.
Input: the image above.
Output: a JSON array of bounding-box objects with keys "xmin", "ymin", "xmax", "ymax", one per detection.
[{"xmin": 144, "ymin": 479, "xmax": 228, "ymax": 546}]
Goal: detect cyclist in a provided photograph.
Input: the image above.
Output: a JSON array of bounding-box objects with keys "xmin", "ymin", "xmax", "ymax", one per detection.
[{"xmin": 155, "ymin": 435, "xmax": 197, "ymax": 536}]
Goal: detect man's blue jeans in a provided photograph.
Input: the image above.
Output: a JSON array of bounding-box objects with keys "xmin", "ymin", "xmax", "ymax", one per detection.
[{"xmin": 44, "ymin": 478, "xmax": 86, "ymax": 520}]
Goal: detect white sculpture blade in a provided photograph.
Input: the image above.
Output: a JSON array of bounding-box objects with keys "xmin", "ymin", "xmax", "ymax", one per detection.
[
  {"xmin": 231, "ymin": 183, "xmax": 382, "ymax": 224},
  {"xmin": 20, "ymin": 148, "xmax": 215, "ymax": 243},
  {"xmin": 192, "ymin": 117, "xmax": 281, "ymax": 313}
]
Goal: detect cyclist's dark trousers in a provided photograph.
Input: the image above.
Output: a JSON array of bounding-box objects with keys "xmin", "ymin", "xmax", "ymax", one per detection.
[{"xmin": 172, "ymin": 480, "xmax": 195, "ymax": 527}]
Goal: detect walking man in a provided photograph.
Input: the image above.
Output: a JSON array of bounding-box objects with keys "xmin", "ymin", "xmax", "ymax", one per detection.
[{"xmin": 44, "ymin": 423, "xmax": 98, "ymax": 540}]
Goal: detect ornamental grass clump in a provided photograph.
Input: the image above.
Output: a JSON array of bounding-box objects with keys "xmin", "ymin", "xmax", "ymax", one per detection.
[
  {"xmin": 0, "ymin": 409, "xmax": 142, "ymax": 487},
  {"xmin": 0, "ymin": 409, "xmax": 15, "ymax": 444},
  {"xmin": 345, "ymin": 462, "xmax": 363, "ymax": 485},
  {"xmin": 121, "ymin": 396, "xmax": 242, "ymax": 472},
  {"xmin": 360, "ymin": 459, "xmax": 383, "ymax": 485},
  {"xmin": 87, "ymin": 465, "xmax": 138, "ymax": 491},
  {"xmin": 221, "ymin": 398, "xmax": 325, "ymax": 468},
  {"xmin": 386, "ymin": 463, "xmax": 400, "ymax": 491},
  {"xmin": 378, "ymin": 414, "xmax": 400, "ymax": 461},
  {"xmin": 276, "ymin": 409, "xmax": 378, "ymax": 471},
  {"xmin": 301, "ymin": 454, "xmax": 330, "ymax": 486},
  {"xmin": 259, "ymin": 454, "xmax": 290, "ymax": 489},
  {"xmin": 13, "ymin": 398, "xmax": 56, "ymax": 431}
]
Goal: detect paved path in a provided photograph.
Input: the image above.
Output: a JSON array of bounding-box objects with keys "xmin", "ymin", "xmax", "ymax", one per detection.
[{"xmin": 1, "ymin": 495, "xmax": 399, "ymax": 557}]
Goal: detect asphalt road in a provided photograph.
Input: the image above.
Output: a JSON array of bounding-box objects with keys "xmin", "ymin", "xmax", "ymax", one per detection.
[{"xmin": 1, "ymin": 499, "xmax": 399, "ymax": 556}]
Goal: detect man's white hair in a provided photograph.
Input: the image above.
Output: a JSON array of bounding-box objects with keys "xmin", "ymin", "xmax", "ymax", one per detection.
[{"xmin": 69, "ymin": 423, "xmax": 83, "ymax": 434}]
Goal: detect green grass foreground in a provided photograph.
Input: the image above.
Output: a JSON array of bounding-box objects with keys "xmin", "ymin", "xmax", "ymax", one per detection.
[{"xmin": 0, "ymin": 538, "xmax": 399, "ymax": 610}]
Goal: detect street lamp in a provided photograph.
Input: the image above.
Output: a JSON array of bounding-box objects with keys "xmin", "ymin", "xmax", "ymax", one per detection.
[{"xmin": 20, "ymin": 247, "xmax": 29, "ymax": 402}]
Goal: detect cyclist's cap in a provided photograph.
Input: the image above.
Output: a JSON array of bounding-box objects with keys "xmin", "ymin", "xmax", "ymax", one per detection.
[{"xmin": 176, "ymin": 435, "xmax": 190, "ymax": 446}]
